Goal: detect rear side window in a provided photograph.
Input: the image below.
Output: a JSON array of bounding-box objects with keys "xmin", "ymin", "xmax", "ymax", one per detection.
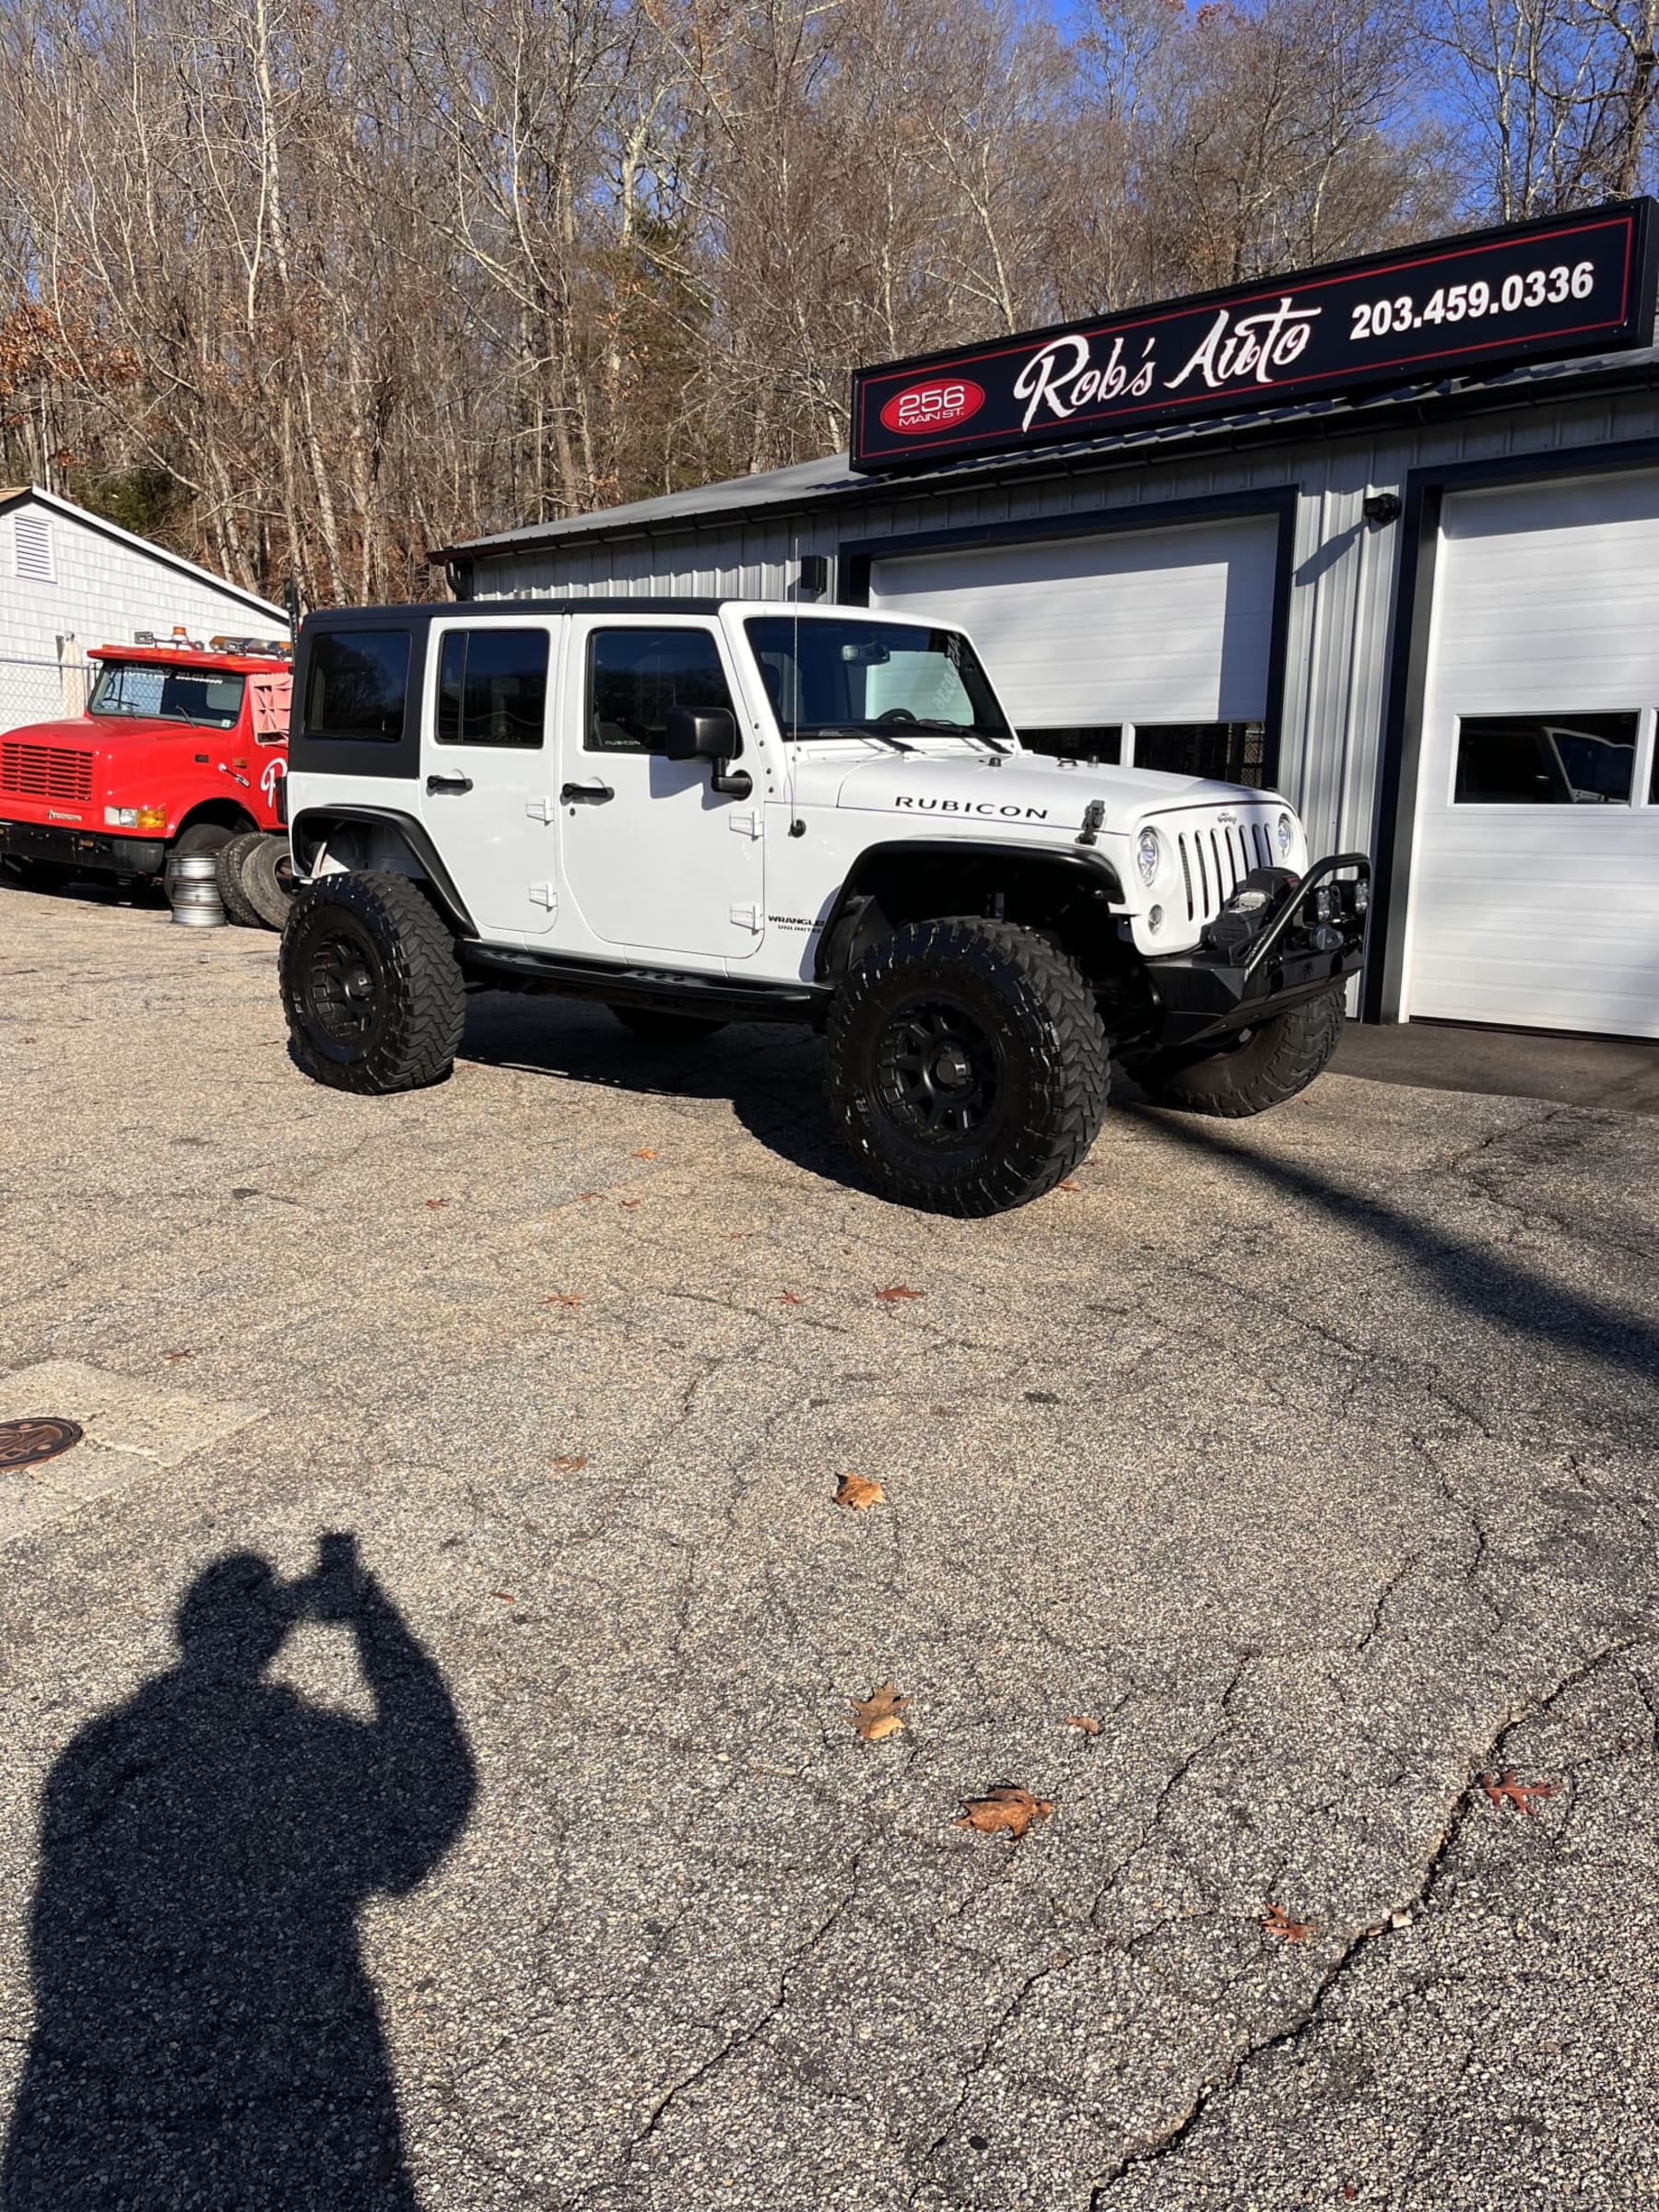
[
  {"xmin": 304, "ymin": 630, "xmax": 410, "ymax": 743},
  {"xmin": 586, "ymin": 628, "xmax": 735, "ymax": 754},
  {"xmin": 435, "ymin": 629, "xmax": 548, "ymax": 747}
]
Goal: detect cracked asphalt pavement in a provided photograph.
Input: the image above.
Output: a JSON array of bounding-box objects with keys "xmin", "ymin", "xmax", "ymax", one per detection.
[{"xmin": 1, "ymin": 876, "xmax": 1657, "ymax": 2209}]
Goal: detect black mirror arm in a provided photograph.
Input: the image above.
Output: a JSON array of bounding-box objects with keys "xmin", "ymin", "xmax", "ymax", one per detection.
[{"xmin": 711, "ymin": 763, "xmax": 752, "ymax": 798}]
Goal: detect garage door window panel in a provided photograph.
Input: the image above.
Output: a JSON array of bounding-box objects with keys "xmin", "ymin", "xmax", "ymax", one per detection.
[
  {"xmin": 587, "ymin": 629, "xmax": 737, "ymax": 755},
  {"xmin": 1021, "ymin": 725, "xmax": 1123, "ymax": 763},
  {"xmin": 1133, "ymin": 721, "xmax": 1266, "ymax": 786},
  {"xmin": 1453, "ymin": 712, "xmax": 1638, "ymax": 806},
  {"xmin": 436, "ymin": 629, "xmax": 547, "ymax": 748}
]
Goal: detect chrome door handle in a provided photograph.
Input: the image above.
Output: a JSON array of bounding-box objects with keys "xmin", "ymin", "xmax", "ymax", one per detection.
[
  {"xmin": 426, "ymin": 773, "xmax": 473, "ymax": 795},
  {"xmin": 560, "ymin": 782, "xmax": 615, "ymax": 806}
]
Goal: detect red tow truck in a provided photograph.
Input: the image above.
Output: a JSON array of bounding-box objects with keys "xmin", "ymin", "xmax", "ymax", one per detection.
[{"xmin": 0, "ymin": 632, "xmax": 294, "ymax": 924}]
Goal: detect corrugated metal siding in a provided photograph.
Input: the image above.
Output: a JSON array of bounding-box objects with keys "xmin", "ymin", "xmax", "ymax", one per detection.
[{"xmin": 470, "ymin": 389, "xmax": 1659, "ymax": 873}]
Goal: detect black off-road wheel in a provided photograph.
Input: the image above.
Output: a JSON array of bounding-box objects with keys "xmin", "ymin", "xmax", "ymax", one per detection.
[
  {"xmin": 240, "ymin": 832, "xmax": 297, "ymax": 931},
  {"xmin": 215, "ymin": 830, "xmax": 265, "ymax": 926},
  {"xmin": 610, "ymin": 1006, "xmax": 729, "ymax": 1045},
  {"xmin": 825, "ymin": 916, "xmax": 1111, "ymax": 1216},
  {"xmin": 1135, "ymin": 983, "xmax": 1346, "ymax": 1117},
  {"xmin": 279, "ymin": 871, "xmax": 465, "ymax": 1094}
]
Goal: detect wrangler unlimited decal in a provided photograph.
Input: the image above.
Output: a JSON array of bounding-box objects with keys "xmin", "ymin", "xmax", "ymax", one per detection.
[{"xmin": 893, "ymin": 796, "xmax": 1050, "ymax": 820}]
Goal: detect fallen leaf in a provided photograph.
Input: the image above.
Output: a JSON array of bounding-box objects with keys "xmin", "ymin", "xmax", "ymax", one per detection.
[
  {"xmin": 632, "ymin": 1147, "xmax": 658, "ymax": 1160},
  {"xmin": 550, "ymin": 1454, "xmax": 588, "ymax": 1475},
  {"xmin": 779, "ymin": 1291, "xmax": 806, "ymax": 1305},
  {"xmin": 834, "ymin": 1473, "xmax": 886, "ymax": 1511},
  {"xmin": 1480, "ymin": 1770, "xmax": 1561, "ymax": 1816},
  {"xmin": 1058, "ymin": 1180, "xmax": 1079, "ymax": 1192},
  {"xmin": 1262, "ymin": 1902, "xmax": 1314, "ymax": 1941},
  {"xmin": 545, "ymin": 1293, "xmax": 584, "ymax": 1308},
  {"xmin": 425, "ymin": 1197, "xmax": 448, "ymax": 1210},
  {"xmin": 955, "ymin": 1785, "xmax": 1053, "ymax": 1839},
  {"xmin": 876, "ymin": 1285, "xmax": 924, "ymax": 1302},
  {"xmin": 1065, "ymin": 1715, "xmax": 1102, "ymax": 1735},
  {"xmin": 619, "ymin": 1197, "xmax": 641, "ymax": 1210},
  {"xmin": 163, "ymin": 1348, "xmax": 194, "ymax": 1364},
  {"xmin": 579, "ymin": 1192, "xmax": 599, "ymax": 1202},
  {"xmin": 490, "ymin": 1590, "xmax": 515, "ymax": 1605},
  {"xmin": 850, "ymin": 1681, "xmax": 909, "ymax": 1741}
]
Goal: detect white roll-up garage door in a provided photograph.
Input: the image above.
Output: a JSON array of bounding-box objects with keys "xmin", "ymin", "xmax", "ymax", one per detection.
[
  {"xmin": 1404, "ymin": 471, "xmax": 1659, "ymax": 1039},
  {"xmin": 867, "ymin": 515, "xmax": 1277, "ymax": 737}
]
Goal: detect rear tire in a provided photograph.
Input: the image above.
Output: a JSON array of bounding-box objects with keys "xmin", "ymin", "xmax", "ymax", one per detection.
[
  {"xmin": 609, "ymin": 1006, "xmax": 729, "ymax": 1045},
  {"xmin": 215, "ymin": 830, "xmax": 265, "ymax": 926},
  {"xmin": 280, "ymin": 871, "xmax": 465, "ymax": 1094},
  {"xmin": 825, "ymin": 916, "xmax": 1111, "ymax": 1216},
  {"xmin": 239, "ymin": 833, "xmax": 296, "ymax": 931},
  {"xmin": 1135, "ymin": 984, "xmax": 1346, "ymax": 1117}
]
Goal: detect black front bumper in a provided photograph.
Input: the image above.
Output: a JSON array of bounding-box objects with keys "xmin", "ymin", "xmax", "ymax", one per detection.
[
  {"xmin": 1141, "ymin": 853, "xmax": 1371, "ymax": 1053},
  {"xmin": 0, "ymin": 819, "xmax": 167, "ymax": 878}
]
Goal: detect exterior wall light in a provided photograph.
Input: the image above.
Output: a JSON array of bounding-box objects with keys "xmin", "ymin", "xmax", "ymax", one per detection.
[{"xmin": 1362, "ymin": 492, "xmax": 1403, "ymax": 526}]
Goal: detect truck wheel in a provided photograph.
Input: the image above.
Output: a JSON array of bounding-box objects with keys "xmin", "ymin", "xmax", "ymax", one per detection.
[
  {"xmin": 280, "ymin": 871, "xmax": 465, "ymax": 1094},
  {"xmin": 215, "ymin": 831, "xmax": 265, "ymax": 926},
  {"xmin": 239, "ymin": 833, "xmax": 296, "ymax": 932},
  {"xmin": 164, "ymin": 820, "xmax": 234, "ymax": 904},
  {"xmin": 1135, "ymin": 984, "xmax": 1346, "ymax": 1117},
  {"xmin": 610, "ymin": 1006, "xmax": 729, "ymax": 1044},
  {"xmin": 825, "ymin": 917, "xmax": 1111, "ymax": 1216}
]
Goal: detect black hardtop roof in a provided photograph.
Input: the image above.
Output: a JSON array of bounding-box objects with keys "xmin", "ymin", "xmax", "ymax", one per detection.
[{"xmin": 300, "ymin": 597, "xmax": 729, "ymax": 628}]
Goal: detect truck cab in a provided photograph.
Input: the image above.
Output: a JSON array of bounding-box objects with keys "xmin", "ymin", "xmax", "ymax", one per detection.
[
  {"xmin": 0, "ymin": 634, "xmax": 292, "ymax": 900},
  {"xmin": 279, "ymin": 598, "xmax": 1368, "ymax": 1214}
]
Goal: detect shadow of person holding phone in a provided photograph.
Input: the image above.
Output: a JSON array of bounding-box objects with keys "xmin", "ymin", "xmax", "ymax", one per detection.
[{"xmin": 2, "ymin": 1535, "xmax": 476, "ymax": 2210}]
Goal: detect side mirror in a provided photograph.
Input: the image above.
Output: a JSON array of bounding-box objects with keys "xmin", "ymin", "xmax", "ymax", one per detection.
[{"xmin": 664, "ymin": 705, "xmax": 736, "ymax": 762}]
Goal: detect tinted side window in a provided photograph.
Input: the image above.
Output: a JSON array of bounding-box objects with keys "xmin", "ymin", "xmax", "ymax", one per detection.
[
  {"xmin": 586, "ymin": 629, "xmax": 735, "ymax": 755},
  {"xmin": 435, "ymin": 629, "xmax": 547, "ymax": 747},
  {"xmin": 1455, "ymin": 712, "xmax": 1637, "ymax": 804},
  {"xmin": 304, "ymin": 631, "xmax": 410, "ymax": 743}
]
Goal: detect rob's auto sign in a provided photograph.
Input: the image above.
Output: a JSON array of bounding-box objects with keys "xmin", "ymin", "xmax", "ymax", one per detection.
[{"xmin": 850, "ymin": 202, "xmax": 1658, "ymax": 473}]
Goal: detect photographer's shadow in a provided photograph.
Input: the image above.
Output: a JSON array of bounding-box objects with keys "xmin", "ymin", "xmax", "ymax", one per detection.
[{"xmin": 2, "ymin": 1543, "xmax": 476, "ymax": 2211}]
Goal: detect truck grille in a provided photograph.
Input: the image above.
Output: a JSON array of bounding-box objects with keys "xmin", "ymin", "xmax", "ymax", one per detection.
[
  {"xmin": 1, "ymin": 744, "xmax": 94, "ymax": 806},
  {"xmin": 1171, "ymin": 814, "xmax": 1277, "ymax": 926}
]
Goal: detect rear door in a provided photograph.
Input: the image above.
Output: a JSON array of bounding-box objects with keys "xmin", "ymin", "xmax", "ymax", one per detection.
[
  {"xmin": 418, "ymin": 614, "xmax": 561, "ymax": 940},
  {"xmin": 557, "ymin": 615, "xmax": 763, "ymax": 965}
]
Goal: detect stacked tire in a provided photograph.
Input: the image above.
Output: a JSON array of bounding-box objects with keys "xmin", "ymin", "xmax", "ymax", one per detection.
[{"xmin": 216, "ymin": 831, "xmax": 296, "ymax": 932}]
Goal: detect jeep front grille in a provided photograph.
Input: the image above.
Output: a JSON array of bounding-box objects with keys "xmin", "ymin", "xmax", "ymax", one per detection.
[
  {"xmin": 0, "ymin": 744, "xmax": 94, "ymax": 806},
  {"xmin": 1174, "ymin": 817, "xmax": 1276, "ymax": 926}
]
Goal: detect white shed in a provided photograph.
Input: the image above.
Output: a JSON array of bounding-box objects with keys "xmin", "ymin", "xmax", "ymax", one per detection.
[{"xmin": 0, "ymin": 487, "xmax": 288, "ymax": 735}]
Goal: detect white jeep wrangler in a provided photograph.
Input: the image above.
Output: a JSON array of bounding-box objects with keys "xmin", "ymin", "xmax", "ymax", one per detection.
[{"xmin": 277, "ymin": 598, "xmax": 1367, "ymax": 1215}]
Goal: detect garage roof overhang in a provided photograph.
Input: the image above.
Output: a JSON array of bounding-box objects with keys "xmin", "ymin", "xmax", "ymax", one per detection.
[{"xmin": 429, "ymin": 339, "xmax": 1659, "ymax": 573}]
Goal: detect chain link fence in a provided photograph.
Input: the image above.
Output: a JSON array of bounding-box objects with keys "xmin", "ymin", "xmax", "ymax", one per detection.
[{"xmin": 0, "ymin": 656, "xmax": 92, "ymax": 737}]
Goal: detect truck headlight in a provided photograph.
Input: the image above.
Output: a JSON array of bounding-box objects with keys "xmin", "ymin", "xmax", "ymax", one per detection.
[
  {"xmin": 1135, "ymin": 827, "xmax": 1161, "ymax": 886},
  {"xmin": 1275, "ymin": 811, "xmax": 1294, "ymax": 857},
  {"xmin": 104, "ymin": 806, "xmax": 138, "ymax": 828}
]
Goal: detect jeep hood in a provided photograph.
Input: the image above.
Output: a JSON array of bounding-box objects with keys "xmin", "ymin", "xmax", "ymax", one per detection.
[{"xmin": 811, "ymin": 747, "xmax": 1270, "ymax": 832}]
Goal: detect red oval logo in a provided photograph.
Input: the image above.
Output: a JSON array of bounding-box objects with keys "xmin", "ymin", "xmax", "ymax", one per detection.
[{"xmin": 879, "ymin": 379, "xmax": 985, "ymax": 437}]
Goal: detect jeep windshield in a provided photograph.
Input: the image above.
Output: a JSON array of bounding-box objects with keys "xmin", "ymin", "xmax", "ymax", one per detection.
[
  {"xmin": 746, "ymin": 617, "xmax": 1012, "ymax": 745},
  {"xmin": 88, "ymin": 661, "xmax": 245, "ymax": 731}
]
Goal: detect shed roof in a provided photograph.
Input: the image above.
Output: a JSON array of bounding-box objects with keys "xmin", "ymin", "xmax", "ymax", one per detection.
[
  {"xmin": 0, "ymin": 486, "xmax": 288, "ymax": 626},
  {"xmin": 432, "ymin": 337, "xmax": 1659, "ymax": 566}
]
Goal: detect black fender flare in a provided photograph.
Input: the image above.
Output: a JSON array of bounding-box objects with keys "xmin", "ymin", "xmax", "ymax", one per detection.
[
  {"xmin": 288, "ymin": 805, "xmax": 476, "ymax": 935},
  {"xmin": 812, "ymin": 838, "xmax": 1126, "ymax": 983}
]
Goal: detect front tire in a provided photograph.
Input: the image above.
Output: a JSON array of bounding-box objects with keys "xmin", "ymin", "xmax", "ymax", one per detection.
[
  {"xmin": 1135, "ymin": 984, "xmax": 1345, "ymax": 1117},
  {"xmin": 825, "ymin": 917, "xmax": 1111, "ymax": 1216},
  {"xmin": 279, "ymin": 871, "xmax": 465, "ymax": 1094}
]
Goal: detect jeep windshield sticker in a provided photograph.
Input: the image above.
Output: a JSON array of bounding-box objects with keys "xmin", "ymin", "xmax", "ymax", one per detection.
[{"xmin": 894, "ymin": 795, "xmax": 1050, "ymax": 820}]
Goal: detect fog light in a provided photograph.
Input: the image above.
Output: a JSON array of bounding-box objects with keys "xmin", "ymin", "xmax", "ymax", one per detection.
[
  {"xmin": 104, "ymin": 806, "xmax": 138, "ymax": 828},
  {"xmin": 1147, "ymin": 904, "xmax": 1163, "ymax": 933},
  {"xmin": 1352, "ymin": 879, "xmax": 1369, "ymax": 913},
  {"xmin": 135, "ymin": 805, "xmax": 167, "ymax": 831}
]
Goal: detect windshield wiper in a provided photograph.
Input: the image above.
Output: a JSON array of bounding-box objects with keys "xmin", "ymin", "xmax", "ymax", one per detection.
[
  {"xmin": 794, "ymin": 724, "xmax": 917, "ymax": 753},
  {"xmin": 900, "ymin": 718, "xmax": 1012, "ymax": 756}
]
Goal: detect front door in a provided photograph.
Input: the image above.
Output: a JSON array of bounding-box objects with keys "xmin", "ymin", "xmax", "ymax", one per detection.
[
  {"xmin": 558, "ymin": 616, "xmax": 764, "ymax": 964},
  {"xmin": 418, "ymin": 615, "xmax": 561, "ymax": 939}
]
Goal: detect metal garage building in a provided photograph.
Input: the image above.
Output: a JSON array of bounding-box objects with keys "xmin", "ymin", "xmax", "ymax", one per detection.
[{"xmin": 435, "ymin": 200, "xmax": 1659, "ymax": 1040}]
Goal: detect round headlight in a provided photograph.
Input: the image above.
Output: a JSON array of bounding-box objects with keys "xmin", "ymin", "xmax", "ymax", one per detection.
[
  {"xmin": 1135, "ymin": 827, "xmax": 1161, "ymax": 886},
  {"xmin": 1275, "ymin": 810, "xmax": 1294, "ymax": 858}
]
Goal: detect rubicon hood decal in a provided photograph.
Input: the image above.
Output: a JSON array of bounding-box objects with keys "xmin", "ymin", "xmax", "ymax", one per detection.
[{"xmin": 892, "ymin": 794, "xmax": 1050, "ymax": 820}]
